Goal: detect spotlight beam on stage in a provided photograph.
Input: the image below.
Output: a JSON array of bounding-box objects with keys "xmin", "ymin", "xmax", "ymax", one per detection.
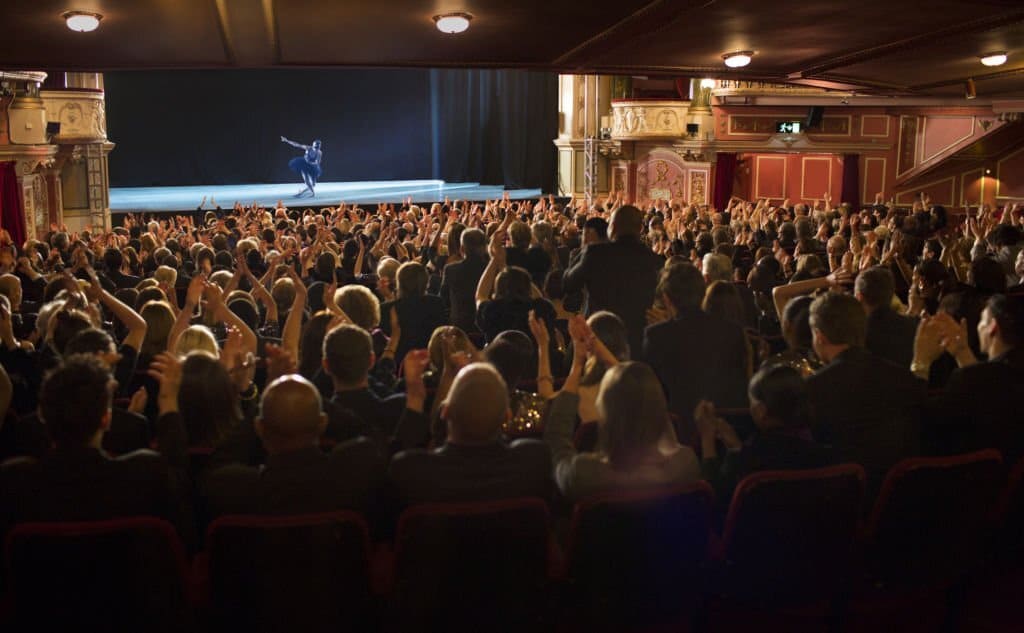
[{"xmin": 109, "ymin": 180, "xmax": 543, "ymax": 212}]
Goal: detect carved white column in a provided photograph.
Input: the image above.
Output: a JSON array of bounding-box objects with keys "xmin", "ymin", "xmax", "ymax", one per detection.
[{"xmin": 553, "ymin": 75, "xmax": 617, "ymax": 198}]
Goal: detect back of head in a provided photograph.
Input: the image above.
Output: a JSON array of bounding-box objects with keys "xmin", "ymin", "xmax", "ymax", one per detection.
[
  {"xmin": 855, "ymin": 266, "xmax": 895, "ymax": 310},
  {"xmin": 396, "ymin": 261, "xmax": 428, "ymax": 298},
  {"xmin": 258, "ymin": 374, "xmax": 325, "ymax": 449},
  {"xmin": 970, "ymin": 257, "xmax": 1008, "ymax": 295},
  {"xmin": 51, "ymin": 310, "xmax": 94, "ymax": 357},
  {"xmin": 702, "ymin": 280, "xmax": 744, "ymax": 325},
  {"xmin": 508, "ymin": 221, "xmax": 532, "ymax": 249},
  {"xmin": 322, "ymin": 323, "xmax": 373, "ymax": 385},
  {"xmin": 532, "ymin": 221, "xmax": 554, "ymax": 245},
  {"xmin": 809, "ymin": 292, "xmax": 866, "ymax": 348},
  {"xmin": 781, "ymin": 295, "xmax": 814, "ymax": 351},
  {"xmin": 179, "ymin": 351, "xmax": 241, "ymax": 446},
  {"xmin": 461, "ymin": 228, "xmax": 487, "ymax": 259},
  {"xmin": 597, "ymin": 362, "xmax": 670, "ymax": 468},
  {"xmin": 444, "ymin": 363, "xmax": 510, "ymax": 445},
  {"xmin": 336, "ymin": 285, "xmax": 381, "ymax": 332},
  {"xmin": 658, "ymin": 262, "xmax": 706, "ymax": 311},
  {"xmin": 140, "ymin": 300, "xmax": 175, "ymax": 357},
  {"xmin": 176, "ymin": 324, "xmax": 219, "ymax": 356},
  {"xmin": 483, "ymin": 332, "xmax": 534, "ymax": 389},
  {"xmin": 494, "ymin": 266, "xmax": 533, "ymax": 302},
  {"xmin": 583, "ymin": 217, "xmax": 609, "ymax": 243},
  {"xmin": 582, "ymin": 311, "xmax": 631, "ymax": 386},
  {"xmin": 702, "ymin": 252, "xmax": 733, "ymax": 283},
  {"xmin": 40, "ymin": 355, "xmax": 114, "ymax": 447},
  {"xmin": 64, "ymin": 328, "xmax": 115, "ymax": 357},
  {"xmin": 428, "ymin": 326, "xmax": 472, "ymax": 370},
  {"xmin": 748, "ymin": 365, "xmax": 810, "ymax": 429},
  {"xmin": 987, "ymin": 294, "xmax": 1024, "ymax": 347},
  {"xmin": 609, "ymin": 205, "xmax": 644, "ymax": 241},
  {"xmin": 377, "ymin": 257, "xmax": 400, "ymax": 283}
]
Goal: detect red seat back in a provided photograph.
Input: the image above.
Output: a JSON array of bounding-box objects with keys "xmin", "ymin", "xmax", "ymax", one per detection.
[
  {"xmin": 390, "ymin": 497, "xmax": 552, "ymax": 632},
  {"xmin": 205, "ymin": 511, "xmax": 372, "ymax": 633},
  {"xmin": 721, "ymin": 464, "xmax": 866, "ymax": 603},
  {"xmin": 865, "ymin": 450, "xmax": 1004, "ymax": 585},
  {"xmin": 4, "ymin": 517, "xmax": 191, "ymax": 632},
  {"xmin": 566, "ymin": 483, "xmax": 715, "ymax": 629}
]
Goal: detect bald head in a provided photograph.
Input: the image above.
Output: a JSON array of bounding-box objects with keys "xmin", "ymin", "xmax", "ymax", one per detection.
[
  {"xmin": 256, "ymin": 374, "xmax": 326, "ymax": 452},
  {"xmin": 443, "ymin": 363, "xmax": 510, "ymax": 445},
  {"xmin": 609, "ymin": 205, "xmax": 644, "ymax": 241}
]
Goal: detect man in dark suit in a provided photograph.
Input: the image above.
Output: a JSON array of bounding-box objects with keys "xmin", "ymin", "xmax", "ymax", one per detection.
[
  {"xmin": 379, "ymin": 261, "xmax": 447, "ymax": 363},
  {"xmin": 197, "ymin": 374, "xmax": 386, "ymax": 519},
  {"xmin": 643, "ymin": 262, "xmax": 749, "ymax": 428},
  {"xmin": 916, "ymin": 294, "xmax": 1024, "ymax": 462},
  {"xmin": 100, "ymin": 247, "xmax": 141, "ymax": 290},
  {"xmin": 388, "ymin": 362, "xmax": 552, "ymax": 507},
  {"xmin": 806, "ymin": 293, "xmax": 926, "ymax": 489},
  {"xmin": 0, "ymin": 356, "xmax": 184, "ymax": 540},
  {"xmin": 563, "ymin": 206, "xmax": 663, "ymax": 356},
  {"xmin": 324, "ymin": 324, "xmax": 407, "ymax": 440},
  {"xmin": 439, "ymin": 228, "xmax": 488, "ymax": 334},
  {"xmin": 857, "ymin": 266, "xmax": 918, "ymax": 369}
]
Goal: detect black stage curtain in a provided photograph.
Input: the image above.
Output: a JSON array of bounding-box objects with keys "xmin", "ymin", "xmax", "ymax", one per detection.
[
  {"xmin": 430, "ymin": 69, "xmax": 557, "ymax": 192},
  {"xmin": 105, "ymin": 68, "xmax": 556, "ymax": 192}
]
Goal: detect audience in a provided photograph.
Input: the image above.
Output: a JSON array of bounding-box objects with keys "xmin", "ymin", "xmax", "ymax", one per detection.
[{"xmin": 1, "ymin": 192, "xmax": 1023, "ymax": 625}]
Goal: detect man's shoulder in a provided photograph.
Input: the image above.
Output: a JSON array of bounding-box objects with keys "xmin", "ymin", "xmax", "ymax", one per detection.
[{"xmin": 508, "ymin": 438, "xmax": 553, "ymax": 462}]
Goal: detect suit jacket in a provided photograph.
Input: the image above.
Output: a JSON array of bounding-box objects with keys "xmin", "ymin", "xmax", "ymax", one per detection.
[
  {"xmin": 563, "ymin": 236, "xmax": 664, "ymax": 355},
  {"xmin": 331, "ymin": 388, "xmax": 406, "ymax": 438},
  {"xmin": 439, "ymin": 255, "xmax": 488, "ymax": 333},
  {"xmin": 388, "ymin": 440, "xmax": 553, "ymax": 507},
  {"xmin": 201, "ymin": 442, "xmax": 385, "ymax": 519},
  {"xmin": 103, "ymin": 269, "xmax": 142, "ymax": 290},
  {"xmin": 865, "ymin": 307, "xmax": 918, "ymax": 370},
  {"xmin": 0, "ymin": 445, "xmax": 181, "ymax": 541},
  {"xmin": 925, "ymin": 347, "xmax": 1024, "ymax": 462},
  {"xmin": 643, "ymin": 307, "xmax": 750, "ymax": 423},
  {"xmin": 0, "ymin": 408, "xmax": 151, "ymax": 461},
  {"xmin": 379, "ymin": 295, "xmax": 447, "ymax": 363},
  {"xmin": 806, "ymin": 347, "xmax": 926, "ymax": 487}
]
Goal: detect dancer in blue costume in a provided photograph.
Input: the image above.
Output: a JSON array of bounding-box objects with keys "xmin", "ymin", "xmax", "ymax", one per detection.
[{"xmin": 280, "ymin": 136, "xmax": 322, "ymax": 198}]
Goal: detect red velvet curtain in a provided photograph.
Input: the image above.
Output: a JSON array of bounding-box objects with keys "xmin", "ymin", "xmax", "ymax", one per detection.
[
  {"xmin": 0, "ymin": 162, "xmax": 27, "ymax": 245},
  {"xmin": 713, "ymin": 153, "xmax": 737, "ymax": 211},
  {"xmin": 841, "ymin": 154, "xmax": 861, "ymax": 211}
]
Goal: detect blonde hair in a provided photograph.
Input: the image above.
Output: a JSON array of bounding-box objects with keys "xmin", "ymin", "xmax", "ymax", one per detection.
[
  {"xmin": 139, "ymin": 300, "xmax": 175, "ymax": 357},
  {"xmin": 335, "ymin": 285, "xmax": 381, "ymax": 332},
  {"xmin": 175, "ymin": 324, "xmax": 219, "ymax": 356},
  {"xmin": 154, "ymin": 265, "xmax": 178, "ymax": 287}
]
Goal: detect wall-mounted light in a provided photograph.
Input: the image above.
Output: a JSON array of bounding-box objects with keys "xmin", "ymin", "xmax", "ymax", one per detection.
[
  {"xmin": 699, "ymin": 78, "xmax": 716, "ymax": 89},
  {"xmin": 723, "ymin": 51, "xmax": 753, "ymax": 68},
  {"xmin": 434, "ymin": 12, "xmax": 472, "ymax": 34},
  {"xmin": 980, "ymin": 52, "xmax": 1007, "ymax": 67},
  {"xmin": 965, "ymin": 78, "xmax": 977, "ymax": 100},
  {"xmin": 63, "ymin": 11, "xmax": 102, "ymax": 32}
]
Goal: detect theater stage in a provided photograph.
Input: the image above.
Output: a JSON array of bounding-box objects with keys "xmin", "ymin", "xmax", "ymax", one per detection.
[{"xmin": 109, "ymin": 179, "xmax": 543, "ymax": 213}]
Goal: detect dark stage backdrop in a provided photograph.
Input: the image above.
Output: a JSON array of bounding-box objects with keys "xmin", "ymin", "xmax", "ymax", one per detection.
[{"xmin": 105, "ymin": 68, "xmax": 557, "ymax": 193}]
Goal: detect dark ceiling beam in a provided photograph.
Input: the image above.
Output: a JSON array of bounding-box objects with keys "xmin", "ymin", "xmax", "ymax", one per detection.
[
  {"xmin": 911, "ymin": 65, "xmax": 1024, "ymax": 91},
  {"xmin": 213, "ymin": 0, "xmax": 278, "ymax": 66},
  {"xmin": 553, "ymin": 0, "xmax": 719, "ymax": 69},
  {"xmin": 786, "ymin": 10, "xmax": 1024, "ymax": 80}
]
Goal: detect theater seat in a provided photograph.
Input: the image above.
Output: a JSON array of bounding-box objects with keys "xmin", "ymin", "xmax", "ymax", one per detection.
[
  {"xmin": 4, "ymin": 517, "xmax": 193, "ymax": 632},
  {"xmin": 387, "ymin": 497, "xmax": 552, "ymax": 633},
  {"xmin": 848, "ymin": 450, "xmax": 1004, "ymax": 633},
  {"xmin": 707, "ymin": 464, "xmax": 866, "ymax": 632},
  {"xmin": 565, "ymin": 483, "xmax": 714, "ymax": 632},
  {"xmin": 998, "ymin": 456, "xmax": 1024, "ymax": 560},
  {"xmin": 202, "ymin": 511, "xmax": 373, "ymax": 633}
]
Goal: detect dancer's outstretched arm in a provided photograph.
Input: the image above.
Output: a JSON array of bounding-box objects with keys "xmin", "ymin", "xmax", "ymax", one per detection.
[{"xmin": 280, "ymin": 136, "xmax": 308, "ymax": 150}]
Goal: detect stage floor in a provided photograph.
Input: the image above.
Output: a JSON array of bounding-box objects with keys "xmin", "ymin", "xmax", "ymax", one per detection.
[{"xmin": 109, "ymin": 179, "xmax": 543, "ymax": 212}]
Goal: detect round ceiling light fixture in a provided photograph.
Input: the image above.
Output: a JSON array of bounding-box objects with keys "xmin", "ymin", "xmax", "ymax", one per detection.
[
  {"xmin": 63, "ymin": 11, "xmax": 102, "ymax": 32},
  {"xmin": 434, "ymin": 12, "xmax": 472, "ymax": 34},
  {"xmin": 980, "ymin": 52, "xmax": 1007, "ymax": 67},
  {"xmin": 723, "ymin": 51, "xmax": 754, "ymax": 68}
]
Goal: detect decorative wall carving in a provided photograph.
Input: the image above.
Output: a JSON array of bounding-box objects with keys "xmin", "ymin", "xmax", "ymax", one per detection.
[
  {"xmin": 611, "ymin": 100, "xmax": 691, "ymax": 140},
  {"xmin": 40, "ymin": 90, "xmax": 108, "ymax": 142},
  {"xmin": 728, "ymin": 115, "xmax": 850, "ymax": 136}
]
